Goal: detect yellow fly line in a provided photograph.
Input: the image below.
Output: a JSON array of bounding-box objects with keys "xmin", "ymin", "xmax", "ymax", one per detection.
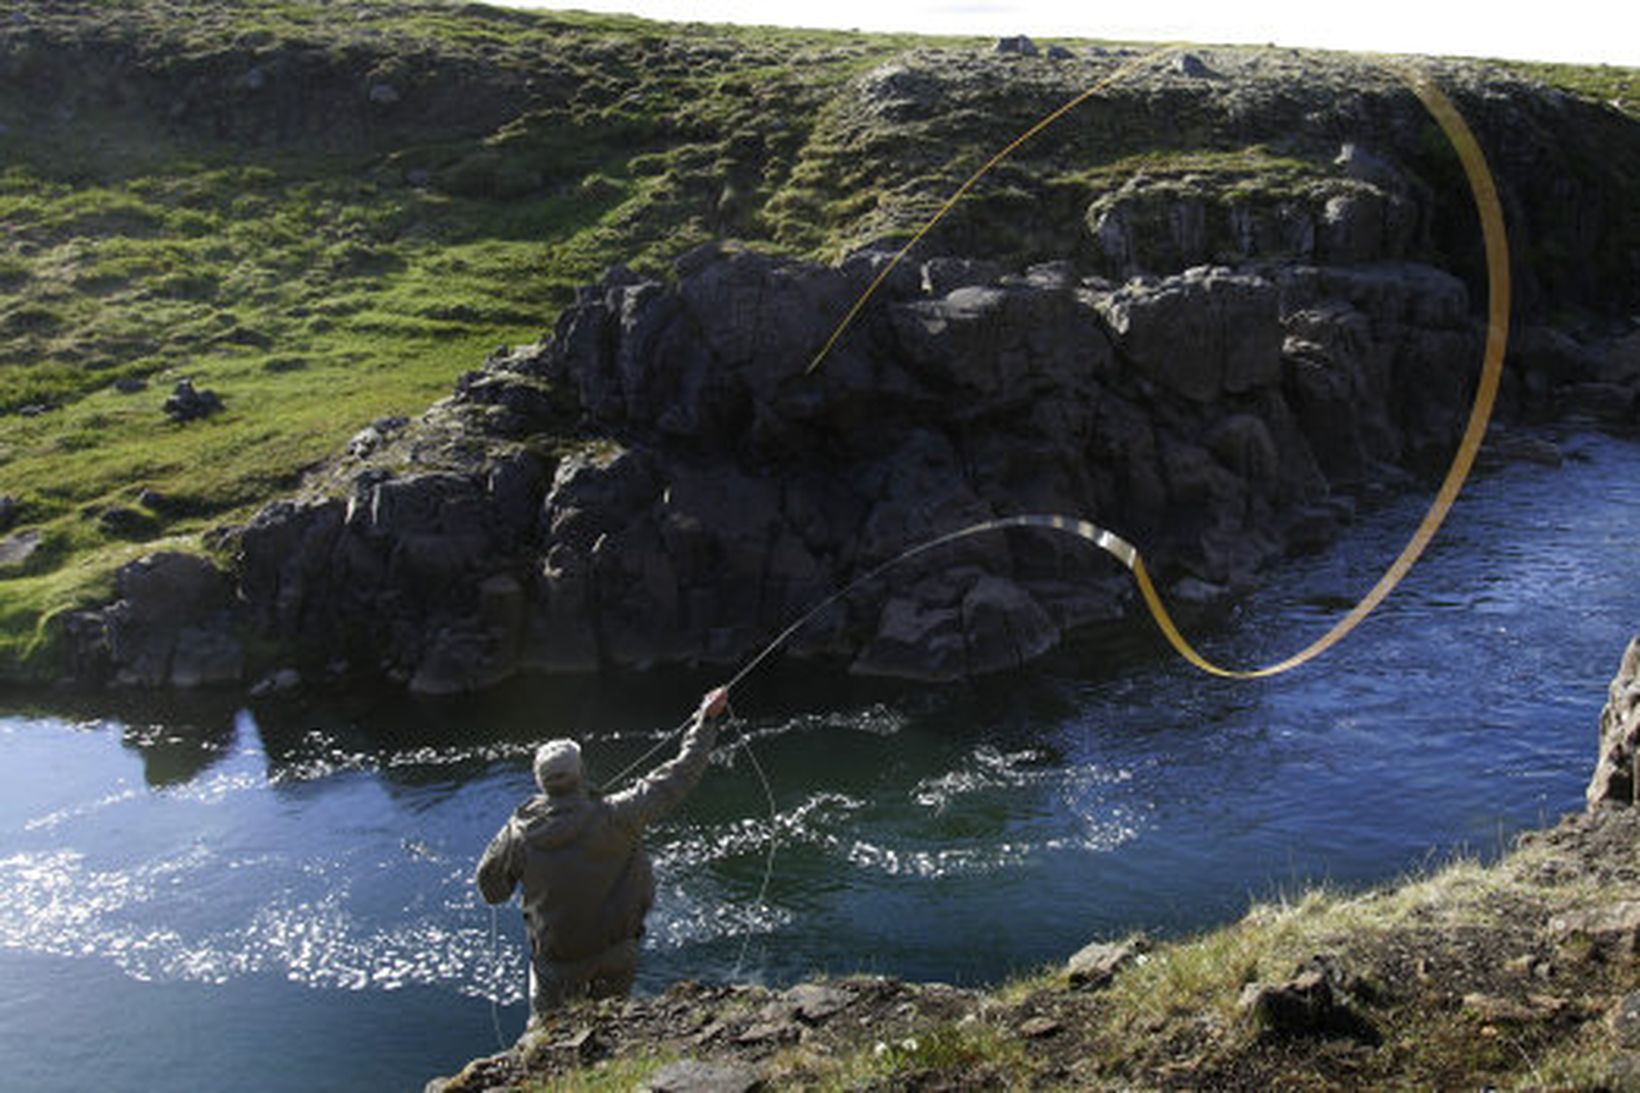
[{"xmin": 806, "ymin": 55, "xmax": 1512, "ymax": 680}]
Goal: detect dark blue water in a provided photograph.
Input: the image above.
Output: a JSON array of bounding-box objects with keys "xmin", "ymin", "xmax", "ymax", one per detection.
[{"xmin": 2, "ymin": 428, "xmax": 1637, "ymax": 1092}]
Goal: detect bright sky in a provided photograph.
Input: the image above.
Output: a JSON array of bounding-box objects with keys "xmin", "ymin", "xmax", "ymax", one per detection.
[{"xmin": 489, "ymin": 0, "xmax": 1637, "ymax": 68}]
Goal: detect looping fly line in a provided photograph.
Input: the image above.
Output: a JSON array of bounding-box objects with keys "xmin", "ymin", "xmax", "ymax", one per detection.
[
  {"xmin": 584, "ymin": 57, "xmax": 1513, "ymax": 986},
  {"xmin": 805, "ymin": 53, "xmax": 1512, "ymax": 681}
]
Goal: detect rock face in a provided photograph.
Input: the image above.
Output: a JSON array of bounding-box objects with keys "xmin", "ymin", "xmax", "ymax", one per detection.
[
  {"xmin": 1588, "ymin": 636, "xmax": 1640, "ymax": 807},
  {"xmin": 223, "ymin": 236, "xmax": 1522, "ymax": 692},
  {"xmin": 59, "ymin": 552, "xmax": 245, "ymax": 688}
]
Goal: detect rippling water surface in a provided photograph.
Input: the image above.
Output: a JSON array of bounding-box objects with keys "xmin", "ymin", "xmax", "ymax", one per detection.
[{"xmin": 3, "ymin": 429, "xmax": 1638, "ymax": 1091}]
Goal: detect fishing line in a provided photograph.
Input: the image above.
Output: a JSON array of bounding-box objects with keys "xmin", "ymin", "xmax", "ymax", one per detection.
[
  {"xmin": 591, "ymin": 57, "xmax": 1509, "ymax": 981},
  {"xmin": 806, "ymin": 60, "xmax": 1511, "ymax": 680},
  {"xmin": 806, "ymin": 44, "xmax": 1183, "ymax": 374},
  {"xmin": 488, "ymin": 902, "xmax": 508, "ymax": 1051},
  {"xmin": 723, "ymin": 695, "xmax": 779, "ymax": 980}
]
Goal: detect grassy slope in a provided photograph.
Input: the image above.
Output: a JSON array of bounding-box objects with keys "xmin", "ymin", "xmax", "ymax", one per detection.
[{"xmin": 0, "ymin": 0, "xmax": 1634, "ymax": 678}]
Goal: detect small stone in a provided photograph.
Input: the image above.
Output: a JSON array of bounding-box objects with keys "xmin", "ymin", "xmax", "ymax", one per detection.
[
  {"xmin": 163, "ymin": 378, "xmax": 223, "ymax": 423},
  {"xmin": 1612, "ymin": 992, "xmax": 1640, "ymax": 1048},
  {"xmin": 0, "ymin": 495, "xmax": 16, "ymax": 532},
  {"xmin": 1046, "ymin": 45, "xmax": 1073, "ymax": 61},
  {"xmin": 736, "ymin": 1021, "xmax": 798, "ymax": 1045},
  {"xmin": 643, "ymin": 1060, "xmax": 763, "ymax": 1093},
  {"xmin": 1462, "ymin": 993, "xmax": 1542, "ymax": 1024},
  {"xmin": 1240, "ymin": 970, "xmax": 1335, "ymax": 1034},
  {"xmin": 0, "ymin": 528, "xmax": 41, "ymax": 568},
  {"xmin": 249, "ymin": 668, "xmax": 301, "ymax": 698},
  {"xmin": 1175, "ymin": 52, "xmax": 1213, "ymax": 77},
  {"xmin": 994, "ymin": 35, "xmax": 1038, "ymax": 57},
  {"xmin": 97, "ymin": 505, "xmax": 157, "ymax": 540},
  {"xmin": 785, "ymin": 983, "xmax": 852, "ymax": 1023},
  {"xmin": 1019, "ymin": 1016, "xmax": 1062, "ymax": 1038},
  {"xmin": 1550, "ymin": 901, "xmax": 1640, "ymax": 957},
  {"xmin": 1067, "ymin": 936, "xmax": 1149, "ymax": 990}
]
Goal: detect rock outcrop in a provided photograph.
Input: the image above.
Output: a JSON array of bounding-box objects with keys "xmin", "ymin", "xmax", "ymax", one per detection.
[
  {"xmin": 226, "ymin": 238, "xmax": 1514, "ymax": 693},
  {"xmin": 58, "ymin": 552, "xmax": 245, "ymax": 689},
  {"xmin": 1588, "ymin": 636, "xmax": 1640, "ymax": 807}
]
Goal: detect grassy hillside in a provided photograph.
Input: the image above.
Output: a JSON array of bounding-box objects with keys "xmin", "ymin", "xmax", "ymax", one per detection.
[
  {"xmin": 0, "ymin": 0, "xmax": 1634, "ymax": 678},
  {"xmin": 0, "ymin": 0, "xmax": 967, "ymax": 673}
]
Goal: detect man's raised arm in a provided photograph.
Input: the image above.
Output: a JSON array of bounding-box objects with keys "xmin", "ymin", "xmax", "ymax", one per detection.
[{"xmin": 609, "ymin": 686, "xmax": 729, "ymax": 829}]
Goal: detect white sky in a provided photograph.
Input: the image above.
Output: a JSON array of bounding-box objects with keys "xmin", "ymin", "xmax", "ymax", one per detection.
[{"xmin": 488, "ymin": 0, "xmax": 1638, "ymax": 68}]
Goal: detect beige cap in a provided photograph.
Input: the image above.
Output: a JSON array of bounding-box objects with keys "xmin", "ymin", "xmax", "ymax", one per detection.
[{"xmin": 533, "ymin": 739, "xmax": 584, "ymax": 793}]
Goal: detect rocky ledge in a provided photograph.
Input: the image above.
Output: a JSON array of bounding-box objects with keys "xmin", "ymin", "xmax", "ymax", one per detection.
[
  {"xmin": 57, "ymin": 240, "xmax": 1639, "ymax": 694},
  {"xmin": 427, "ymin": 635, "xmax": 1640, "ymax": 1090}
]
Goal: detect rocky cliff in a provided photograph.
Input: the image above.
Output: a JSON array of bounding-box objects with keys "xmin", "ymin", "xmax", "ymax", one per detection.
[{"xmin": 228, "ymin": 247, "xmax": 1484, "ymax": 693}]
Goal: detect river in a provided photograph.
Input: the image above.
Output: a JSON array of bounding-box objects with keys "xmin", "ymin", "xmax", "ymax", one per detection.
[{"xmin": 2, "ymin": 427, "xmax": 1637, "ymax": 1091}]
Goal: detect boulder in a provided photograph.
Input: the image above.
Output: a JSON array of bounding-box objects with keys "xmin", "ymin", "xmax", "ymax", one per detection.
[
  {"xmin": 1174, "ymin": 52, "xmax": 1212, "ymax": 77},
  {"xmin": 1095, "ymin": 267, "xmax": 1281, "ymax": 401},
  {"xmin": 0, "ymin": 528, "xmax": 41, "ymax": 569},
  {"xmin": 852, "ymin": 597, "xmax": 967, "ymax": 682},
  {"xmin": 1588, "ymin": 637, "xmax": 1640, "ymax": 808},
  {"xmin": 162, "ymin": 377, "xmax": 223, "ymax": 423},
  {"xmin": 994, "ymin": 35, "xmax": 1038, "ymax": 57},
  {"xmin": 100, "ymin": 552, "xmax": 244, "ymax": 689},
  {"xmin": 1067, "ymin": 935, "xmax": 1149, "ymax": 989},
  {"xmin": 960, "ymin": 577, "xmax": 1059, "ymax": 674},
  {"xmin": 643, "ymin": 1060, "xmax": 763, "ymax": 1093}
]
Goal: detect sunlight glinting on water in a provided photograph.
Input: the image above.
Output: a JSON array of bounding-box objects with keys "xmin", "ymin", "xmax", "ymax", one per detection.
[{"xmin": 0, "ymin": 840, "xmax": 529, "ymax": 1002}]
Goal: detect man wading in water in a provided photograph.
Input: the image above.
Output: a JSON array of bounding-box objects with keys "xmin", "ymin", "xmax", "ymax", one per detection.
[{"xmin": 476, "ymin": 686, "xmax": 730, "ymax": 1017}]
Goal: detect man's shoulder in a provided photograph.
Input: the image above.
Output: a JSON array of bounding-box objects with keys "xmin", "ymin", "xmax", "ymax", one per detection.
[{"xmin": 513, "ymin": 793, "xmax": 550, "ymax": 819}]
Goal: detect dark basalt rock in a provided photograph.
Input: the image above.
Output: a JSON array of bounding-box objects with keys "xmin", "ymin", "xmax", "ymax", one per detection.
[{"xmin": 212, "ymin": 234, "xmax": 1578, "ymax": 693}]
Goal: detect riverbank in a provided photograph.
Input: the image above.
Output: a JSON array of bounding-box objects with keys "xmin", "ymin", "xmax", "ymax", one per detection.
[{"xmin": 428, "ymin": 637, "xmax": 1640, "ymax": 1090}]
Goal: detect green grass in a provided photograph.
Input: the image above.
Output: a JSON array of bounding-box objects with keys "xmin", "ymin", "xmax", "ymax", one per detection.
[
  {"xmin": 770, "ymin": 1017, "xmax": 1036, "ymax": 1090},
  {"xmin": 1504, "ymin": 60, "xmax": 1640, "ymax": 120},
  {"xmin": 514, "ymin": 1048, "xmax": 680, "ymax": 1092},
  {"xmin": 0, "ymin": 0, "xmax": 944, "ymax": 678}
]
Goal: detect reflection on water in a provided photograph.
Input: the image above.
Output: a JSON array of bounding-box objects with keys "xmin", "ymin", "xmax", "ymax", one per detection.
[{"xmin": 2, "ymin": 428, "xmax": 1639, "ymax": 1092}]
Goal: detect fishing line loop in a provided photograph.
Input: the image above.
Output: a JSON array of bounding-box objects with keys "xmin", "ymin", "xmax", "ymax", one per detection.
[{"xmin": 588, "ymin": 55, "xmax": 1509, "ymax": 990}]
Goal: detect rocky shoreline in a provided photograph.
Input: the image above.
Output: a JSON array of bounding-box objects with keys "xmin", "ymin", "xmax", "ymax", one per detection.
[{"xmin": 425, "ymin": 635, "xmax": 1640, "ymax": 1090}]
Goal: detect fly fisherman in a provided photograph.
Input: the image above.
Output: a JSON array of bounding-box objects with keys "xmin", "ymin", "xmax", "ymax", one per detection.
[{"xmin": 476, "ymin": 686, "xmax": 730, "ymax": 1018}]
